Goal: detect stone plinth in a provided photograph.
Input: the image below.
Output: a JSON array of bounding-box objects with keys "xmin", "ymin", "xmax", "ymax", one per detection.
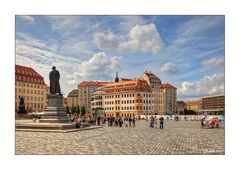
[{"xmin": 39, "ymin": 94, "xmax": 70, "ymax": 123}]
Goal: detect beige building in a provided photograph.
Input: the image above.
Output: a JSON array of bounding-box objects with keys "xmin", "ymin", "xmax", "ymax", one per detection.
[
  {"xmin": 177, "ymin": 101, "xmax": 187, "ymax": 114},
  {"xmin": 15, "ymin": 65, "xmax": 47, "ymax": 113},
  {"xmin": 185, "ymin": 100, "xmax": 202, "ymax": 113},
  {"xmin": 63, "ymin": 97, "xmax": 67, "ymax": 108},
  {"xmin": 78, "ymin": 81, "xmax": 108, "ymax": 114},
  {"xmin": 91, "ymin": 71, "xmax": 177, "ymax": 116},
  {"xmin": 199, "ymin": 94, "xmax": 224, "ymax": 114},
  {"xmin": 140, "ymin": 71, "xmax": 177, "ymax": 115},
  {"xmin": 92, "ymin": 79, "xmax": 152, "ymax": 117},
  {"xmin": 67, "ymin": 89, "xmax": 78, "ymax": 107},
  {"xmin": 163, "ymin": 83, "xmax": 177, "ymax": 115}
]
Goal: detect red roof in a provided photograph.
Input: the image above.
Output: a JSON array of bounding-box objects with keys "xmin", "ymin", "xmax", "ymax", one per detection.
[
  {"xmin": 120, "ymin": 78, "xmax": 132, "ymax": 81},
  {"xmin": 104, "ymin": 79, "xmax": 152, "ymax": 93},
  {"xmin": 177, "ymin": 101, "xmax": 186, "ymax": 105},
  {"xmin": 144, "ymin": 72, "xmax": 162, "ymax": 84},
  {"xmin": 15, "ymin": 64, "xmax": 45, "ymax": 85},
  {"xmin": 163, "ymin": 83, "xmax": 177, "ymax": 89},
  {"xmin": 78, "ymin": 81, "xmax": 108, "ymax": 87}
]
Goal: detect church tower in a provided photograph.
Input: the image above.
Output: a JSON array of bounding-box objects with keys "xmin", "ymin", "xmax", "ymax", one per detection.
[{"xmin": 115, "ymin": 71, "xmax": 119, "ymax": 82}]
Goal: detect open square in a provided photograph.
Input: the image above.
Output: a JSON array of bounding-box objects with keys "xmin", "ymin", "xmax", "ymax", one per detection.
[{"xmin": 16, "ymin": 120, "xmax": 224, "ymax": 155}]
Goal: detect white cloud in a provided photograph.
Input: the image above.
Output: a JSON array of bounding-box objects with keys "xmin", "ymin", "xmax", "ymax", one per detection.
[
  {"xmin": 94, "ymin": 23, "xmax": 164, "ymax": 54},
  {"xmin": 16, "ymin": 32, "xmax": 49, "ymax": 50},
  {"xmin": 160, "ymin": 62, "xmax": 180, "ymax": 75},
  {"xmin": 16, "ymin": 37, "xmax": 121, "ymax": 95},
  {"xmin": 76, "ymin": 52, "xmax": 122, "ymax": 80},
  {"xmin": 202, "ymin": 56, "xmax": 225, "ymax": 68},
  {"xmin": 94, "ymin": 32, "xmax": 120, "ymax": 50},
  {"xmin": 18, "ymin": 16, "xmax": 35, "ymax": 24},
  {"xmin": 178, "ymin": 74, "xmax": 224, "ymax": 98},
  {"xmin": 117, "ymin": 16, "xmax": 146, "ymax": 32}
]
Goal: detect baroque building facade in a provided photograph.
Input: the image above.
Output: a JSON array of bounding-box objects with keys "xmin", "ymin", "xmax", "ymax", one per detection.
[
  {"xmin": 91, "ymin": 71, "xmax": 177, "ymax": 117},
  {"xmin": 15, "ymin": 65, "xmax": 47, "ymax": 112}
]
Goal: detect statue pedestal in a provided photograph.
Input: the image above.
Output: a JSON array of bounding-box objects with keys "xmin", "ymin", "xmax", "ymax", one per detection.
[{"xmin": 39, "ymin": 94, "xmax": 70, "ymax": 123}]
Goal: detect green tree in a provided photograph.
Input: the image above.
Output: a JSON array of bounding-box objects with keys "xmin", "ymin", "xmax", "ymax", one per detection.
[
  {"xmin": 66, "ymin": 105, "xmax": 70, "ymax": 114},
  {"xmin": 185, "ymin": 109, "xmax": 196, "ymax": 115},
  {"xmin": 77, "ymin": 105, "xmax": 80, "ymax": 115},
  {"xmin": 217, "ymin": 110, "xmax": 224, "ymax": 115},
  {"xmin": 82, "ymin": 106, "xmax": 86, "ymax": 115}
]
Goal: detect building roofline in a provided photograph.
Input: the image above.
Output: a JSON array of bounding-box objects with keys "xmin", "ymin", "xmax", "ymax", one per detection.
[{"xmin": 200, "ymin": 94, "xmax": 225, "ymax": 99}]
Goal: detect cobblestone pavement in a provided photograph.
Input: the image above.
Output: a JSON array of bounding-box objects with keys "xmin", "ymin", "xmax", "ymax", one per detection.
[{"xmin": 15, "ymin": 120, "xmax": 224, "ymax": 155}]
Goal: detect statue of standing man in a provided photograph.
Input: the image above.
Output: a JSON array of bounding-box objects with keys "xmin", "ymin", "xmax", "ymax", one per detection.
[{"xmin": 49, "ymin": 66, "xmax": 62, "ymax": 95}]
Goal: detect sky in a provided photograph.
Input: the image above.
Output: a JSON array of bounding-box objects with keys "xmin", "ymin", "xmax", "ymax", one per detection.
[{"xmin": 15, "ymin": 15, "xmax": 225, "ymax": 99}]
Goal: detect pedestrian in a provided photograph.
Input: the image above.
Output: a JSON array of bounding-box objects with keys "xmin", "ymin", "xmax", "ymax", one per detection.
[
  {"xmin": 124, "ymin": 117, "xmax": 128, "ymax": 127},
  {"xmin": 129, "ymin": 116, "xmax": 132, "ymax": 127},
  {"xmin": 154, "ymin": 116, "xmax": 157, "ymax": 128},
  {"xmin": 115, "ymin": 116, "xmax": 118, "ymax": 127},
  {"xmin": 149, "ymin": 116, "xmax": 154, "ymax": 128},
  {"xmin": 97, "ymin": 116, "xmax": 101, "ymax": 126},
  {"xmin": 110, "ymin": 116, "xmax": 113, "ymax": 126},
  {"xmin": 119, "ymin": 116, "xmax": 123, "ymax": 127},
  {"xmin": 132, "ymin": 116, "xmax": 136, "ymax": 128},
  {"xmin": 159, "ymin": 116, "xmax": 164, "ymax": 129},
  {"xmin": 107, "ymin": 116, "xmax": 110, "ymax": 126},
  {"xmin": 32, "ymin": 117, "xmax": 36, "ymax": 123}
]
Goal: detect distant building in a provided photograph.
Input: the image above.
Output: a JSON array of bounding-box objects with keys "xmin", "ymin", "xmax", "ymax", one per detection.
[
  {"xmin": 163, "ymin": 83, "xmax": 177, "ymax": 115},
  {"xmin": 63, "ymin": 97, "xmax": 67, "ymax": 108},
  {"xmin": 185, "ymin": 100, "xmax": 202, "ymax": 113},
  {"xmin": 92, "ymin": 79, "xmax": 152, "ymax": 117},
  {"xmin": 140, "ymin": 71, "xmax": 164, "ymax": 115},
  {"xmin": 78, "ymin": 81, "xmax": 108, "ymax": 114},
  {"xmin": 67, "ymin": 89, "xmax": 78, "ymax": 108},
  {"xmin": 177, "ymin": 100, "xmax": 187, "ymax": 115},
  {"xmin": 15, "ymin": 65, "xmax": 47, "ymax": 112},
  {"xmin": 199, "ymin": 94, "xmax": 224, "ymax": 114},
  {"xmin": 91, "ymin": 71, "xmax": 177, "ymax": 116}
]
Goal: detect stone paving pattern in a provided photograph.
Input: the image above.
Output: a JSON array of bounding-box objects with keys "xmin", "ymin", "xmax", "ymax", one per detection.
[{"xmin": 15, "ymin": 120, "xmax": 224, "ymax": 155}]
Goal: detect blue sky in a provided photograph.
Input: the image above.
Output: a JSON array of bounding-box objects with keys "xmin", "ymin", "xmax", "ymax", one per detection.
[{"xmin": 15, "ymin": 15, "xmax": 225, "ymax": 99}]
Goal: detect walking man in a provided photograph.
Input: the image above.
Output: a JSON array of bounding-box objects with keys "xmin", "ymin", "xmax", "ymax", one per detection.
[
  {"xmin": 132, "ymin": 116, "xmax": 136, "ymax": 128},
  {"xmin": 129, "ymin": 116, "xmax": 132, "ymax": 128},
  {"xmin": 159, "ymin": 116, "xmax": 164, "ymax": 129}
]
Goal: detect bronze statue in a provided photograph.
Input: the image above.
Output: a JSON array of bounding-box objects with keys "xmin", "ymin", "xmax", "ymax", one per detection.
[{"xmin": 49, "ymin": 66, "xmax": 61, "ymax": 95}]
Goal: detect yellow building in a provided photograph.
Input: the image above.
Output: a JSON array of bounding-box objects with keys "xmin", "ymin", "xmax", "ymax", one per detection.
[
  {"xmin": 78, "ymin": 81, "xmax": 108, "ymax": 114},
  {"xmin": 91, "ymin": 71, "xmax": 177, "ymax": 116},
  {"xmin": 67, "ymin": 89, "xmax": 78, "ymax": 107},
  {"xmin": 92, "ymin": 79, "xmax": 152, "ymax": 117},
  {"xmin": 15, "ymin": 65, "xmax": 47, "ymax": 113}
]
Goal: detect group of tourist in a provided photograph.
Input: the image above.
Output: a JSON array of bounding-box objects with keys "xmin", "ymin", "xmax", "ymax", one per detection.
[
  {"xmin": 70, "ymin": 115, "xmax": 105, "ymax": 128},
  {"xmin": 107, "ymin": 116, "xmax": 137, "ymax": 128},
  {"xmin": 149, "ymin": 116, "xmax": 164, "ymax": 129}
]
